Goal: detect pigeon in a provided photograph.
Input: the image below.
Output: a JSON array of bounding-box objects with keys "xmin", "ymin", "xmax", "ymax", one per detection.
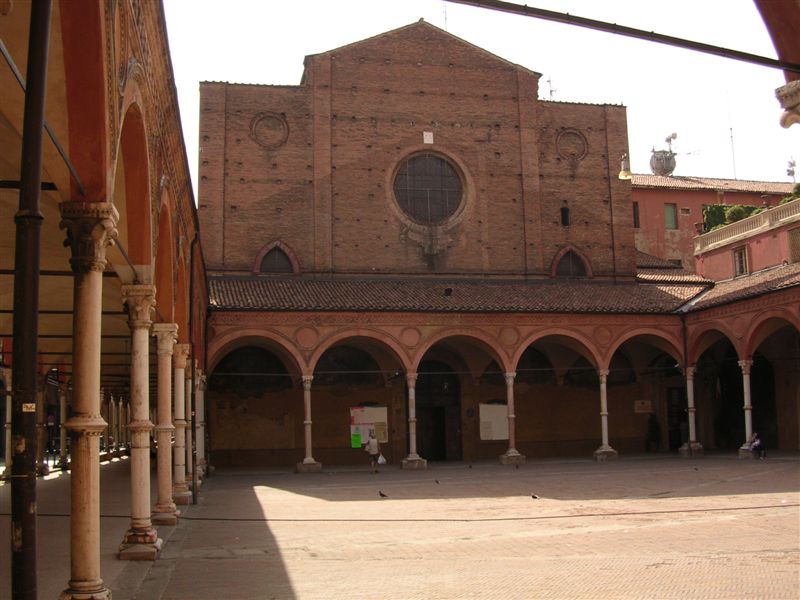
[
  {"xmin": 379, "ymin": 490, "xmax": 388, "ymax": 498},
  {"xmin": 531, "ymin": 494, "xmax": 539, "ymax": 499},
  {"xmin": 435, "ymin": 479, "xmax": 440, "ymax": 484},
  {"xmin": 515, "ymin": 464, "xmax": 519, "ymax": 469},
  {"xmin": 693, "ymin": 467, "xmax": 699, "ymax": 471},
  {"xmin": 468, "ymin": 464, "xmax": 472, "ymax": 469}
]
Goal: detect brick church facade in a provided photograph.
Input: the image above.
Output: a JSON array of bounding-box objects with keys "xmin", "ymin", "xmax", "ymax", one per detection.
[{"xmin": 198, "ymin": 21, "xmax": 800, "ymax": 469}]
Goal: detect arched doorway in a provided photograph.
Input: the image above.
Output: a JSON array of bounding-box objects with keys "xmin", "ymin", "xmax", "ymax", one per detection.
[{"xmin": 416, "ymin": 360, "xmax": 461, "ymax": 461}]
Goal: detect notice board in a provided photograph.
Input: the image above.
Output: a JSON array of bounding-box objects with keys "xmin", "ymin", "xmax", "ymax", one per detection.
[
  {"xmin": 350, "ymin": 406, "xmax": 388, "ymax": 448},
  {"xmin": 479, "ymin": 403, "xmax": 508, "ymax": 441}
]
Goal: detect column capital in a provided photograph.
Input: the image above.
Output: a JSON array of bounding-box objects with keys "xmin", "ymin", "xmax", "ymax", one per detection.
[
  {"xmin": 59, "ymin": 201, "xmax": 119, "ymax": 273},
  {"xmin": 598, "ymin": 368, "xmax": 610, "ymax": 380},
  {"xmin": 405, "ymin": 372, "xmax": 418, "ymax": 387},
  {"xmin": 152, "ymin": 323, "xmax": 178, "ymax": 355},
  {"xmin": 504, "ymin": 372, "xmax": 516, "ymax": 386},
  {"xmin": 737, "ymin": 359, "xmax": 753, "ymax": 375},
  {"xmin": 173, "ymin": 344, "xmax": 191, "ymax": 369},
  {"xmin": 121, "ymin": 284, "xmax": 156, "ymax": 329},
  {"xmin": 777, "ymin": 80, "xmax": 800, "ymax": 129},
  {"xmin": 684, "ymin": 366, "xmax": 696, "ymax": 380},
  {"xmin": 302, "ymin": 375, "xmax": 314, "ymax": 390},
  {"xmin": 197, "ymin": 372, "xmax": 208, "ymax": 391}
]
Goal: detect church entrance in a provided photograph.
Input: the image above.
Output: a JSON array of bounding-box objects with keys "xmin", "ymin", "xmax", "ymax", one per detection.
[{"xmin": 415, "ymin": 360, "xmax": 461, "ymax": 461}]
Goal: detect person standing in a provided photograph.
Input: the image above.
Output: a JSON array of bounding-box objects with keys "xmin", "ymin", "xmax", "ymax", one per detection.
[{"xmin": 365, "ymin": 431, "xmax": 380, "ymax": 473}]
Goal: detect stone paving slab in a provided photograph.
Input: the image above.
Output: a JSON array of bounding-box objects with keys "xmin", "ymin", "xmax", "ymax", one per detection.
[{"xmin": 2, "ymin": 454, "xmax": 799, "ymax": 599}]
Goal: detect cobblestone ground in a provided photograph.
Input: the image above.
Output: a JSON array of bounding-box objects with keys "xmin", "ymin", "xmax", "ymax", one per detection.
[
  {"xmin": 139, "ymin": 456, "xmax": 799, "ymax": 600},
  {"xmin": 2, "ymin": 454, "xmax": 799, "ymax": 599}
]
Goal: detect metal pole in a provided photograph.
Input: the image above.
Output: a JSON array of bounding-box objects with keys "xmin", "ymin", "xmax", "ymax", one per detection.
[{"xmin": 11, "ymin": 1, "xmax": 52, "ymax": 598}]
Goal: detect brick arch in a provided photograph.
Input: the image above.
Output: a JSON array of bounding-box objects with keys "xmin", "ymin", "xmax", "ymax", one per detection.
[
  {"xmin": 208, "ymin": 330, "xmax": 307, "ymax": 376},
  {"xmin": 744, "ymin": 309, "xmax": 800, "ymax": 357},
  {"xmin": 604, "ymin": 329, "xmax": 684, "ymax": 367},
  {"xmin": 413, "ymin": 329, "xmax": 509, "ymax": 373},
  {"xmin": 686, "ymin": 324, "xmax": 741, "ymax": 365},
  {"xmin": 175, "ymin": 262, "xmax": 189, "ymax": 343},
  {"xmin": 252, "ymin": 240, "xmax": 301, "ymax": 274},
  {"xmin": 116, "ymin": 103, "xmax": 152, "ymax": 267},
  {"xmin": 154, "ymin": 201, "xmax": 174, "ymax": 323},
  {"xmin": 550, "ymin": 244, "xmax": 593, "ymax": 278},
  {"xmin": 512, "ymin": 329, "xmax": 602, "ymax": 371},
  {"xmin": 308, "ymin": 329, "xmax": 413, "ymax": 375}
]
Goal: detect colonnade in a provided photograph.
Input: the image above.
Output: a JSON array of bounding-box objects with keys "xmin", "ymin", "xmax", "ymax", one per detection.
[{"xmin": 283, "ymin": 358, "xmax": 768, "ymax": 472}]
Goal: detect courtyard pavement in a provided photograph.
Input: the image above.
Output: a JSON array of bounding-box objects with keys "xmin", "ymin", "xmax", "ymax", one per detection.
[{"xmin": 1, "ymin": 452, "xmax": 799, "ymax": 599}]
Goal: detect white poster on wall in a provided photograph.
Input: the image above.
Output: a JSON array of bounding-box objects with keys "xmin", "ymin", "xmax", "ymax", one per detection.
[
  {"xmin": 479, "ymin": 403, "xmax": 508, "ymax": 440},
  {"xmin": 350, "ymin": 406, "xmax": 389, "ymax": 447}
]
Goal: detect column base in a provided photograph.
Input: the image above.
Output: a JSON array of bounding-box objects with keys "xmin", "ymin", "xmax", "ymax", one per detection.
[
  {"xmin": 152, "ymin": 505, "xmax": 180, "ymax": 526},
  {"xmin": 499, "ymin": 451, "xmax": 526, "ymax": 466},
  {"xmin": 59, "ymin": 583, "xmax": 111, "ymax": 600},
  {"xmin": 678, "ymin": 441, "xmax": 704, "ymax": 458},
  {"xmin": 173, "ymin": 491, "xmax": 192, "ymax": 505},
  {"xmin": 738, "ymin": 445, "xmax": 756, "ymax": 459},
  {"xmin": 401, "ymin": 456, "xmax": 428, "ymax": 470},
  {"xmin": 119, "ymin": 536, "xmax": 163, "ymax": 561},
  {"xmin": 593, "ymin": 446, "xmax": 618, "ymax": 462},
  {"xmin": 296, "ymin": 460, "xmax": 322, "ymax": 473}
]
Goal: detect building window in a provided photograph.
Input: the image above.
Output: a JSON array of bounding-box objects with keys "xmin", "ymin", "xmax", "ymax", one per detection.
[
  {"xmin": 789, "ymin": 228, "xmax": 800, "ymax": 264},
  {"xmin": 260, "ymin": 247, "xmax": 293, "ymax": 273},
  {"xmin": 733, "ymin": 246, "xmax": 748, "ymax": 277},
  {"xmin": 555, "ymin": 251, "xmax": 587, "ymax": 277},
  {"xmin": 393, "ymin": 153, "xmax": 462, "ymax": 225},
  {"xmin": 560, "ymin": 207, "xmax": 570, "ymax": 227},
  {"xmin": 632, "ymin": 202, "xmax": 640, "ymax": 229},
  {"xmin": 664, "ymin": 203, "xmax": 678, "ymax": 229}
]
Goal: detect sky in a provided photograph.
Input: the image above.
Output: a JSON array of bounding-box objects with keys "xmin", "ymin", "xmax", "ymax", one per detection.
[{"xmin": 163, "ymin": 0, "xmax": 799, "ymax": 198}]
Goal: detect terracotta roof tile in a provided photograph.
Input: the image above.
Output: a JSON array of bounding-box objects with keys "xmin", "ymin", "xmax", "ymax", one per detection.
[
  {"xmin": 681, "ymin": 263, "xmax": 800, "ymax": 310},
  {"xmin": 209, "ymin": 277, "xmax": 709, "ymax": 314},
  {"xmin": 636, "ymin": 250, "xmax": 682, "ymax": 269},
  {"xmin": 636, "ymin": 268, "xmax": 711, "ymax": 284},
  {"xmin": 632, "ymin": 174, "xmax": 792, "ymax": 195}
]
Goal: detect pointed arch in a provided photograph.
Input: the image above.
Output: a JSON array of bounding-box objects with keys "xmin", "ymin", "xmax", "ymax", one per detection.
[
  {"xmin": 551, "ymin": 245, "xmax": 593, "ymax": 278},
  {"xmin": 154, "ymin": 201, "xmax": 175, "ymax": 323},
  {"xmin": 252, "ymin": 241, "xmax": 300, "ymax": 275}
]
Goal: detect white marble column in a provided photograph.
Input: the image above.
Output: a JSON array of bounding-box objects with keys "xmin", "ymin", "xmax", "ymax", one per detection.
[
  {"xmin": 184, "ymin": 371, "xmax": 193, "ymax": 485},
  {"xmin": 119, "ymin": 284, "xmax": 161, "ymax": 559},
  {"xmin": 59, "ymin": 383, "xmax": 68, "ymax": 468},
  {"xmin": 296, "ymin": 375, "xmax": 322, "ymax": 472},
  {"xmin": 402, "ymin": 372, "xmax": 427, "ymax": 469},
  {"xmin": 108, "ymin": 393, "xmax": 116, "ymax": 454},
  {"xmin": 59, "ymin": 201, "xmax": 117, "ymax": 600},
  {"xmin": 172, "ymin": 344, "xmax": 191, "ymax": 503},
  {"xmin": 500, "ymin": 372, "xmax": 525, "ymax": 465},
  {"xmin": 738, "ymin": 359, "xmax": 755, "ymax": 458},
  {"xmin": 117, "ymin": 395, "xmax": 125, "ymax": 451},
  {"xmin": 36, "ymin": 384, "xmax": 47, "ymax": 474},
  {"xmin": 152, "ymin": 324, "xmax": 179, "ymax": 525},
  {"xmin": 195, "ymin": 372, "xmax": 206, "ymax": 477},
  {"xmin": 593, "ymin": 369, "xmax": 618, "ymax": 461},
  {"xmin": 679, "ymin": 366, "xmax": 704, "ymax": 458}
]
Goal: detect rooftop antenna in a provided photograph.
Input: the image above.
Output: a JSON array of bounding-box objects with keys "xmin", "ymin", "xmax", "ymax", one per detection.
[
  {"xmin": 443, "ymin": 2, "xmax": 448, "ymax": 30},
  {"xmin": 726, "ymin": 91, "xmax": 738, "ymax": 179},
  {"xmin": 789, "ymin": 158, "xmax": 797, "ymax": 182},
  {"xmin": 546, "ymin": 76, "xmax": 556, "ymax": 99}
]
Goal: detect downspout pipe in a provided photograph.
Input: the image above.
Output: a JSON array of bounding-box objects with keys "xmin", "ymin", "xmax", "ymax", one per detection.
[{"xmin": 11, "ymin": 2, "xmax": 52, "ymax": 599}]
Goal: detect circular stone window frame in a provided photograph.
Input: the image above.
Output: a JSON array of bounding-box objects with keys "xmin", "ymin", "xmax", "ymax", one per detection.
[
  {"xmin": 249, "ymin": 111, "xmax": 289, "ymax": 150},
  {"xmin": 386, "ymin": 146, "xmax": 473, "ymax": 238}
]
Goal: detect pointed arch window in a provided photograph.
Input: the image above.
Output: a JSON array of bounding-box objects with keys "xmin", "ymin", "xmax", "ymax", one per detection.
[
  {"xmin": 260, "ymin": 247, "xmax": 293, "ymax": 273},
  {"xmin": 555, "ymin": 250, "xmax": 587, "ymax": 277}
]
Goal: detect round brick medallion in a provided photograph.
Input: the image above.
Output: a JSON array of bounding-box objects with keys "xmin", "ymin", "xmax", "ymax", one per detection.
[
  {"xmin": 295, "ymin": 326, "xmax": 319, "ymax": 349},
  {"xmin": 249, "ymin": 112, "xmax": 289, "ymax": 149},
  {"xmin": 556, "ymin": 129, "xmax": 587, "ymax": 161}
]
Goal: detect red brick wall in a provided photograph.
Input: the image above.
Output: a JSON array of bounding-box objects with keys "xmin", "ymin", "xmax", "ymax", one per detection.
[{"xmin": 199, "ymin": 23, "xmax": 636, "ymax": 279}]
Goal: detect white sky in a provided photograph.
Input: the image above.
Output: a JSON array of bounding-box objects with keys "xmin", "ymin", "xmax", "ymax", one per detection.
[{"xmin": 164, "ymin": 0, "xmax": 799, "ymax": 198}]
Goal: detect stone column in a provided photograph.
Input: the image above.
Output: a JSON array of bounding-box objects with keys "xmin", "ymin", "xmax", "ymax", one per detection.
[
  {"xmin": 59, "ymin": 200, "xmax": 117, "ymax": 600},
  {"xmin": 58, "ymin": 383, "xmax": 68, "ymax": 469},
  {"xmin": 500, "ymin": 372, "xmax": 525, "ymax": 465},
  {"xmin": 195, "ymin": 372, "xmax": 206, "ymax": 477},
  {"xmin": 402, "ymin": 372, "xmax": 427, "ymax": 469},
  {"xmin": 593, "ymin": 369, "xmax": 618, "ymax": 461},
  {"xmin": 117, "ymin": 395, "xmax": 125, "ymax": 451},
  {"xmin": 152, "ymin": 324, "xmax": 178, "ymax": 525},
  {"xmin": 3, "ymin": 369, "xmax": 11, "ymax": 478},
  {"xmin": 738, "ymin": 359, "xmax": 755, "ymax": 458},
  {"xmin": 679, "ymin": 367, "xmax": 704, "ymax": 458},
  {"xmin": 184, "ymin": 372, "xmax": 193, "ymax": 485},
  {"xmin": 296, "ymin": 375, "xmax": 322, "ymax": 472},
  {"xmin": 172, "ymin": 343, "xmax": 191, "ymax": 503},
  {"xmin": 119, "ymin": 284, "xmax": 161, "ymax": 560},
  {"xmin": 108, "ymin": 393, "xmax": 116, "ymax": 455}
]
